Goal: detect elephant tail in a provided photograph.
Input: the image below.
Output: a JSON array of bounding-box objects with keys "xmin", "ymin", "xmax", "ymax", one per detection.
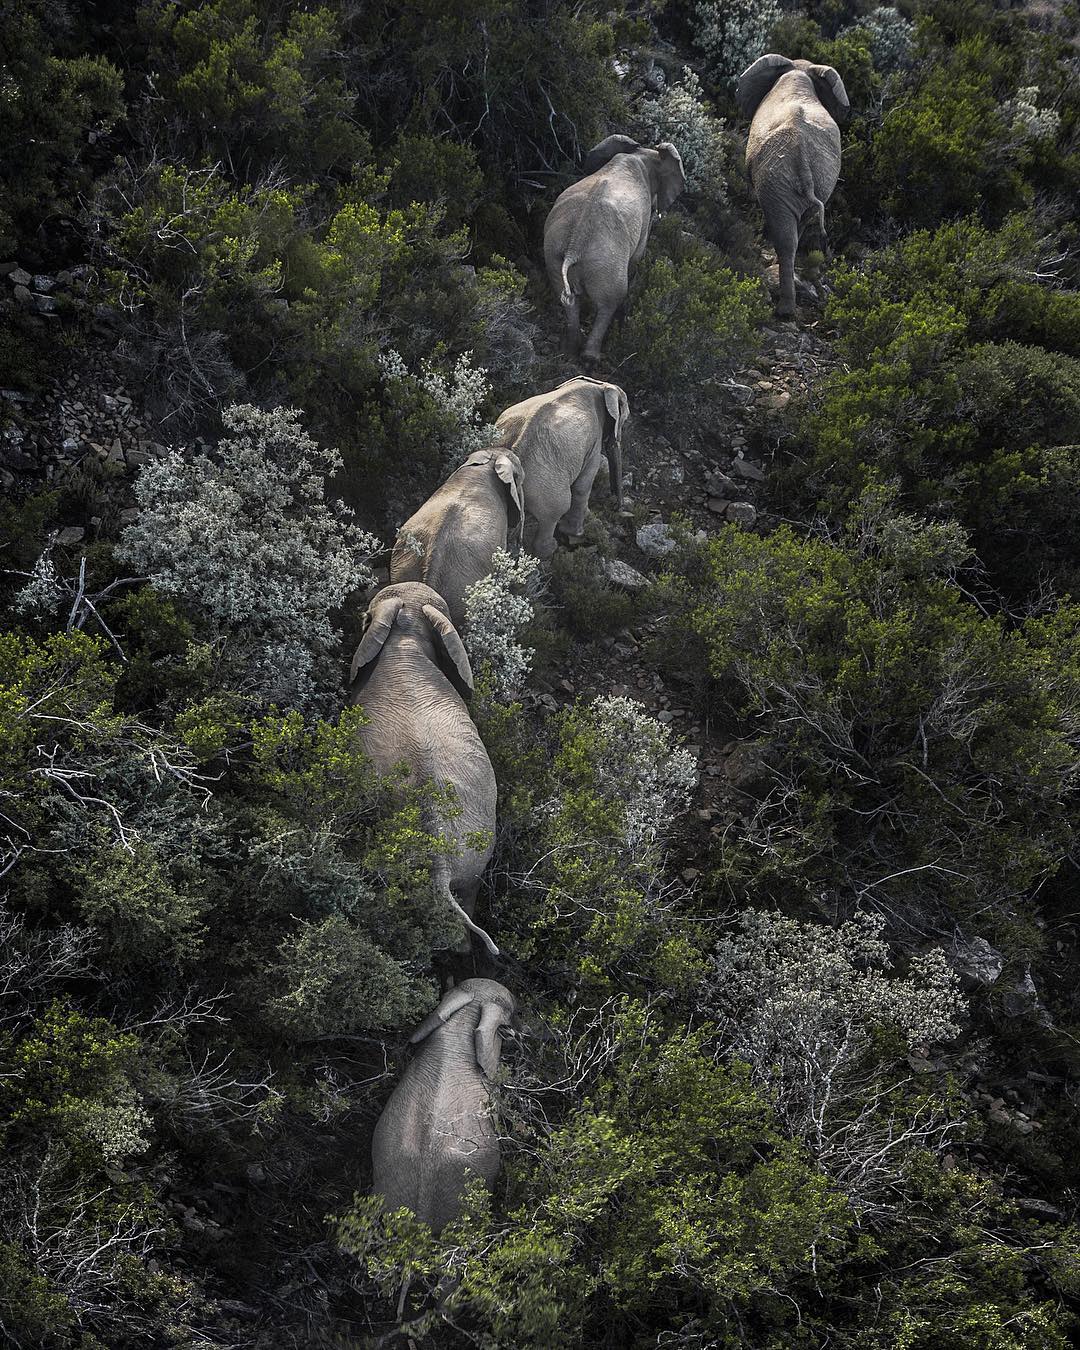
[
  {"xmin": 424, "ymin": 799, "xmax": 500, "ymax": 957},
  {"xmin": 559, "ymin": 253, "xmax": 577, "ymax": 307}
]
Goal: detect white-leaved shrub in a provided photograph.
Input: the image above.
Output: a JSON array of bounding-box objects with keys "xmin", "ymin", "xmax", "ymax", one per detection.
[
  {"xmin": 843, "ymin": 5, "xmax": 915, "ymax": 73},
  {"xmin": 573, "ymin": 695, "xmax": 697, "ymax": 863},
  {"xmin": 637, "ymin": 67, "xmax": 731, "ymax": 199},
  {"xmin": 463, "ymin": 548, "xmax": 541, "ymax": 702},
  {"xmin": 1005, "ymin": 86, "xmax": 1061, "ymax": 143},
  {"xmin": 117, "ymin": 404, "xmax": 379, "ymax": 709},
  {"xmin": 692, "ymin": 0, "xmax": 780, "ymax": 85},
  {"xmin": 379, "ymin": 348, "xmax": 497, "ymax": 469},
  {"xmin": 707, "ymin": 909, "xmax": 965, "ymax": 1212},
  {"xmin": 13, "ymin": 551, "xmax": 63, "ymax": 616}
]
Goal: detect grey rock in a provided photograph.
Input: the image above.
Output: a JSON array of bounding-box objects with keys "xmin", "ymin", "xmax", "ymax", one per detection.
[
  {"xmin": 952, "ymin": 935, "xmax": 1004, "ymax": 987},
  {"xmin": 603, "ymin": 558, "xmax": 649, "ymax": 591},
  {"xmin": 1017, "ymin": 1196, "xmax": 1063, "ymax": 1219},
  {"xmin": 656, "ymin": 461, "xmax": 685, "ymax": 488},
  {"xmin": 732, "ymin": 456, "xmax": 766, "ymax": 482},
  {"xmin": 32, "ymin": 274, "xmax": 55, "ymax": 293},
  {"xmin": 8, "ymin": 267, "xmax": 31, "ymax": 288},
  {"xmin": 722, "ymin": 382, "xmax": 755, "ymax": 406},
  {"xmin": 726, "ymin": 502, "xmax": 758, "ymax": 526},
  {"xmin": 55, "ymin": 526, "xmax": 85, "ymax": 546},
  {"xmin": 706, "ymin": 496, "xmax": 731, "ymax": 514},
  {"xmin": 12, "ymin": 284, "xmax": 32, "ymax": 306},
  {"xmin": 636, "ymin": 521, "xmax": 677, "ymax": 557},
  {"xmin": 119, "ymin": 507, "xmax": 140, "ymax": 525},
  {"xmin": 706, "ymin": 470, "xmax": 739, "ymax": 496},
  {"xmin": 30, "ymin": 292, "xmax": 58, "ymax": 314}
]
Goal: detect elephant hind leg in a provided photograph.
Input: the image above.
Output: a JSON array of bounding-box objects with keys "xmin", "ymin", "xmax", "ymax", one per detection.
[
  {"xmin": 767, "ymin": 213, "xmax": 800, "ymax": 320},
  {"xmin": 581, "ymin": 271, "xmax": 628, "ymax": 366},
  {"xmin": 561, "ymin": 291, "xmax": 582, "ymax": 356}
]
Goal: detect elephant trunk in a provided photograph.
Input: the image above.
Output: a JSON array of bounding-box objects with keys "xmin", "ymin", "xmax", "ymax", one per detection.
[{"xmin": 608, "ymin": 435, "xmax": 623, "ymax": 510}]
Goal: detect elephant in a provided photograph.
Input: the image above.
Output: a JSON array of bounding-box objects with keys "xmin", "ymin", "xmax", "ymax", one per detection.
[
  {"xmin": 493, "ymin": 376, "xmax": 630, "ymax": 559},
  {"xmin": 371, "ymin": 978, "xmax": 516, "ymax": 1235},
  {"xmin": 389, "ymin": 448, "xmax": 526, "ymax": 630},
  {"xmin": 736, "ymin": 54, "xmax": 850, "ymax": 320},
  {"xmin": 543, "ymin": 135, "xmax": 686, "ymax": 365},
  {"xmin": 348, "ymin": 582, "xmax": 498, "ymax": 957}
]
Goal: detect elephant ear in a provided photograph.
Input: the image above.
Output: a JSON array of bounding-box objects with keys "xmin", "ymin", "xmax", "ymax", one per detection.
[
  {"xmin": 422, "ymin": 603, "xmax": 474, "ymax": 699},
  {"xmin": 655, "ymin": 143, "xmax": 686, "ymax": 212},
  {"xmin": 474, "ymin": 1000, "xmax": 509, "ymax": 1079},
  {"xmin": 806, "ymin": 63, "xmax": 850, "ymax": 126},
  {"xmin": 736, "ymin": 53, "xmax": 795, "ymax": 119},
  {"xmin": 603, "ymin": 384, "xmax": 628, "ymax": 446},
  {"xmin": 493, "ymin": 451, "xmax": 525, "ymax": 542},
  {"xmin": 582, "ymin": 134, "xmax": 639, "ymax": 176},
  {"xmin": 410, "ymin": 986, "xmax": 475, "ymax": 1044},
  {"xmin": 349, "ymin": 595, "xmax": 404, "ymax": 685}
]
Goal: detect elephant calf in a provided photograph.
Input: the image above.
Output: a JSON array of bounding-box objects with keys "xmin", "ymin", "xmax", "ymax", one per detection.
[
  {"xmin": 348, "ymin": 582, "xmax": 498, "ymax": 956},
  {"xmin": 494, "ymin": 376, "xmax": 629, "ymax": 559},
  {"xmin": 737, "ymin": 54, "xmax": 850, "ymax": 319},
  {"xmin": 372, "ymin": 979, "xmax": 516, "ymax": 1234},
  {"xmin": 389, "ymin": 448, "xmax": 525, "ymax": 629},
  {"xmin": 544, "ymin": 135, "xmax": 686, "ymax": 365}
]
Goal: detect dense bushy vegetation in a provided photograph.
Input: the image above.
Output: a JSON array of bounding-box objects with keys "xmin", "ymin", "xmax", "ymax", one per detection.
[{"xmin": 4, "ymin": 0, "xmax": 1080, "ymax": 1346}]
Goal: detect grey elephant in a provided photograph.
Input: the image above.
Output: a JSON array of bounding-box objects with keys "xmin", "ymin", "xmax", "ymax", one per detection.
[
  {"xmin": 389, "ymin": 449, "xmax": 525, "ymax": 630},
  {"xmin": 493, "ymin": 376, "xmax": 630, "ymax": 559},
  {"xmin": 737, "ymin": 54, "xmax": 850, "ymax": 319},
  {"xmin": 543, "ymin": 135, "xmax": 686, "ymax": 364},
  {"xmin": 371, "ymin": 979, "xmax": 516, "ymax": 1235},
  {"xmin": 348, "ymin": 582, "xmax": 498, "ymax": 956}
]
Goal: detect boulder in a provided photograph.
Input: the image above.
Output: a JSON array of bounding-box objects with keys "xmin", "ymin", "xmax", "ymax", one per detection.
[
  {"xmin": 952, "ymin": 935, "xmax": 1004, "ymax": 987},
  {"xmin": 636, "ymin": 521, "xmax": 677, "ymax": 557},
  {"xmin": 603, "ymin": 558, "xmax": 649, "ymax": 591}
]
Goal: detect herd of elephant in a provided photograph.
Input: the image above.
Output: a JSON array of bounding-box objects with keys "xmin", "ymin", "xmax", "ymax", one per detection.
[{"xmin": 358, "ymin": 53, "xmax": 850, "ymax": 1249}]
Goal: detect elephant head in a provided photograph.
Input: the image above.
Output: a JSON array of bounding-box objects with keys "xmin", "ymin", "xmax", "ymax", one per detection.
[
  {"xmin": 581, "ymin": 135, "xmax": 686, "ymax": 212},
  {"xmin": 409, "ymin": 977, "xmax": 517, "ymax": 1078},
  {"xmin": 349, "ymin": 582, "xmax": 474, "ymax": 701},
  {"xmin": 736, "ymin": 54, "xmax": 850, "ymax": 127}
]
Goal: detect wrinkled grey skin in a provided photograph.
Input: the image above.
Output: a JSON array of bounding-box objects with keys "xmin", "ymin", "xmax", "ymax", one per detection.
[
  {"xmin": 372, "ymin": 979, "xmax": 516, "ymax": 1235},
  {"xmin": 348, "ymin": 582, "xmax": 498, "ymax": 956},
  {"xmin": 737, "ymin": 54, "xmax": 850, "ymax": 319},
  {"xmin": 543, "ymin": 135, "xmax": 686, "ymax": 364},
  {"xmin": 389, "ymin": 449, "xmax": 526, "ymax": 629},
  {"xmin": 493, "ymin": 377, "xmax": 630, "ymax": 559}
]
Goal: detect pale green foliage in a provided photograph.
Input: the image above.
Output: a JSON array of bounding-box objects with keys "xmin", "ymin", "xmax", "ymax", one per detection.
[
  {"xmin": 709, "ymin": 909, "xmax": 965, "ymax": 1210},
  {"xmin": 637, "ymin": 67, "xmax": 730, "ymax": 199},
  {"xmin": 12, "ymin": 551, "xmax": 63, "ymax": 616},
  {"xmin": 843, "ymin": 6, "xmax": 915, "ymax": 73},
  {"xmin": 118, "ymin": 404, "xmax": 379, "ymax": 708},
  {"xmin": 463, "ymin": 549, "xmax": 541, "ymax": 702},
  {"xmin": 1005, "ymin": 86, "xmax": 1062, "ymax": 142},
  {"xmin": 566, "ymin": 695, "xmax": 697, "ymax": 863},
  {"xmin": 379, "ymin": 348, "xmax": 496, "ymax": 469},
  {"xmin": 61, "ymin": 1086, "xmax": 151, "ymax": 1166},
  {"xmin": 266, "ymin": 914, "xmax": 437, "ymax": 1038},
  {"xmin": 692, "ymin": 0, "xmax": 780, "ymax": 84}
]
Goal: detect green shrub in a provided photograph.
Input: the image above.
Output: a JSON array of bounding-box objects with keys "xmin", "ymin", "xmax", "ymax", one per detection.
[
  {"xmin": 613, "ymin": 223, "xmax": 768, "ymax": 412},
  {"xmin": 663, "ymin": 491, "xmax": 1080, "ymax": 948},
  {"xmin": 547, "ymin": 548, "xmax": 635, "ymax": 641},
  {"xmin": 871, "ymin": 41, "xmax": 1031, "ymax": 227},
  {"xmin": 0, "ymin": 4, "xmax": 122, "ymax": 254},
  {"xmin": 142, "ymin": 0, "xmax": 367, "ymax": 177},
  {"xmin": 828, "ymin": 216, "xmax": 1080, "ymax": 360}
]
